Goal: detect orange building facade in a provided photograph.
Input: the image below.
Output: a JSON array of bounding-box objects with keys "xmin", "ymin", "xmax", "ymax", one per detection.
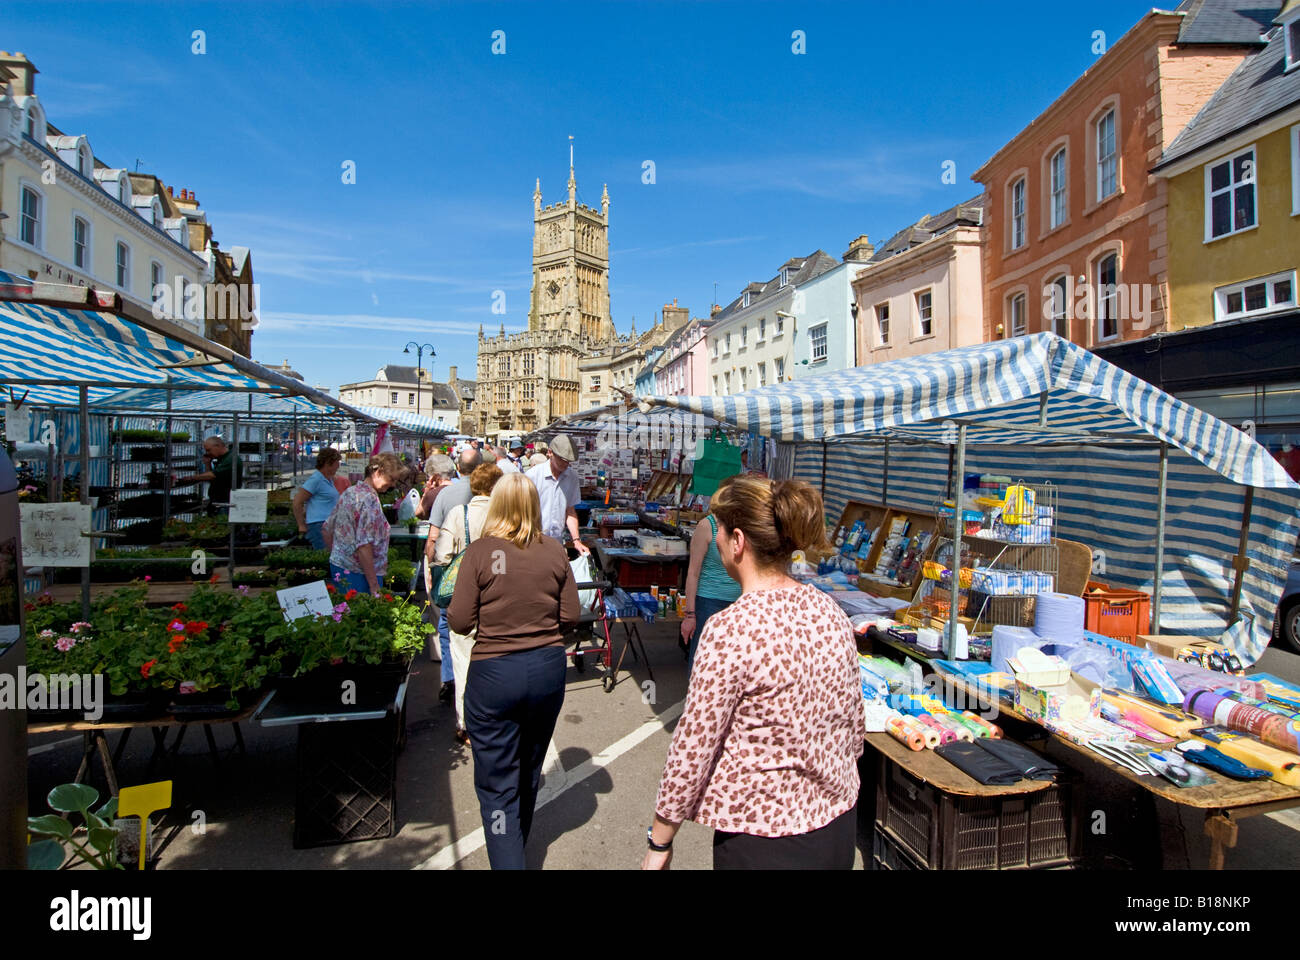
[{"xmin": 973, "ymin": 11, "xmax": 1254, "ymax": 348}]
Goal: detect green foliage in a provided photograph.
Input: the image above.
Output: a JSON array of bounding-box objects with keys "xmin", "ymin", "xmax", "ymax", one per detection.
[
  {"xmin": 112, "ymin": 429, "xmax": 190, "ymax": 442},
  {"xmin": 27, "ymin": 784, "xmax": 122, "ymax": 870},
  {"xmin": 266, "ymin": 547, "xmax": 330, "ymax": 569}
]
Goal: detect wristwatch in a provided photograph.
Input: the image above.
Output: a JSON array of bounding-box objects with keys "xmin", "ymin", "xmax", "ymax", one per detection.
[{"xmin": 646, "ymin": 827, "xmax": 672, "ymax": 852}]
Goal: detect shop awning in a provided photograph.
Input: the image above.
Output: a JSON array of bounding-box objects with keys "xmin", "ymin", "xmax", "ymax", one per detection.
[
  {"xmin": 91, "ymin": 387, "xmax": 351, "ymax": 419},
  {"xmin": 640, "ymin": 333, "xmax": 1297, "ymax": 490},
  {"xmin": 352, "ymin": 404, "xmax": 453, "ymax": 436}
]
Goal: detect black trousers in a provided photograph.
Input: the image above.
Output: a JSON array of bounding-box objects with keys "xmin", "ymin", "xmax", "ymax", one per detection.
[
  {"xmin": 712, "ymin": 805, "xmax": 857, "ymax": 870},
  {"xmin": 464, "ymin": 644, "xmax": 567, "ymax": 870}
]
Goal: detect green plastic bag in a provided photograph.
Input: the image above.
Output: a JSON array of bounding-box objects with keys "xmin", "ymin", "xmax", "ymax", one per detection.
[{"xmin": 690, "ymin": 429, "xmax": 743, "ymax": 497}]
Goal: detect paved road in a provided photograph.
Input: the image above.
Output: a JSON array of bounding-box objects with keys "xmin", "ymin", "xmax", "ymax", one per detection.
[{"xmin": 24, "ymin": 628, "xmax": 1300, "ymax": 869}]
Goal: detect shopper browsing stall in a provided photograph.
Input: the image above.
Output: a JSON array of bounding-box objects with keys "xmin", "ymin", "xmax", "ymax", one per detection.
[
  {"xmin": 425, "ymin": 446, "xmax": 482, "ymax": 703},
  {"xmin": 681, "ymin": 475, "xmax": 742, "ymax": 675},
  {"xmin": 525, "ymin": 433, "xmax": 590, "ymax": 556},
  {"xmin": 447, "ymin": 472, "xmax": 580, "ymax": 869},
  {"xmin": 644, "ymin": 477, "xmax": 865, "ymax": 870},
  {"xmin": 322, "ymin": 452, "xmax": 402, "ymax": 595},
  {"xmin": 293, "ymin": 448, "xmax": 342, "ymax": 549}
]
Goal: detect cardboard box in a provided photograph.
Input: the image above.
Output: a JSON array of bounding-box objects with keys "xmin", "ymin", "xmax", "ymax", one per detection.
[
  {"xmin": 1136, "ymin": 634, "xmax": 1220, "ymax": 660},
  {"xmin": 1012, "ymin": 668, "xmax": 1096, "ymax": 724}
]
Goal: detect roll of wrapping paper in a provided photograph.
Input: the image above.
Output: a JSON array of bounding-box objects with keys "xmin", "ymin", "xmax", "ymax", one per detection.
[
  {"xmin": 1185, "ymin": 688, "xmax": 1300, "ymax": 755},
  {"xmin": 1101, "ymin": 691, "xmax": 1203, "ymax": 738},
  {"xmin": 916, "ymin": 714, "xmax": 957, "ymax": 745},
  {"xmin": 962, "ymin": 711, "xmax": 1004, "ymax": 739},
  {"xmin": 935, "ymin": 711, "xmax": 988, "ymax": 739},
  {"xmin": 886, "ymin": 714, "xmax": 925, "ymax": 751},
  {"xmin": 900, "ymin": 714, "xmax": 940, "ymax": 749},
  {"xmin": 923, "ymin": 714, "xmax": 969, "ymax": 744}
]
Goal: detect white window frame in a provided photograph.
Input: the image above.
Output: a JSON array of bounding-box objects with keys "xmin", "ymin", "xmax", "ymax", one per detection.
[
  {"xmin": 776, "ymin": 316, "xmax": 784, "ymax": 335},
  {"xmin": 779, "ymin": 267, "xmax": 790, "ymax": 288},
  {"xmin": 742, "ymin": 291, "xmax": 751, "ymax": 308},
  {"xmin": 409, "ymin": 393, "xmax": 416, "ymax": 406},
  {"xmin": 915, "ymin": 290, "xmax": 933, "ymax": 337},
  {"xmin": 775, "ymin": 357, "xmax": 785, "ymax": 381},
  {"xmin": 24, "ymin": 104, "xmax": 42, "ymax": 141},
  {"xmin": 72, "ymin": 214, "xmax": 91, "ymax": 271},
  {"xmin": 78, "ymin": 144, "xmax": 93, "ymax": 178},
  {"xmin": 740, "ymin": 368, "xmax": 748, "ymax": 390},
  {"xmin": 1214, "ymin": 271, "xmax": 1297, "ymax": 322},
  {"xmin": 1011, "ymin": 178, "xmax": 1027, "ymax": 250},
  {"xmin": 1204, "ymin": 145, "xmax": 1258, "ymax": 242},
  {"xmin": 724, "ymin": 371, "xmax": 732, "ymax": 393},
  {"xmin": 150, "ymin": 260, "xmax": 164, "ymax": 302},
  {"xmin": 724, "ymin": 332, "xmax": 731, "ymax": 354},
  {"xmin": 1050, "ymin": 148, "xmax": 1068, "ymax": 229},
  {"xmin": 152, "ymin": 199, "xmax": 164, "ymax": 229},
  {"xmin": 1097, "ymin": 109, "xmax": 1118, "ymax": 201},
  {"xmin": 875, "ymin": 302, "xmax": 890, "ymax": 345},
  {"xmin": 758, "ymin": 316, "xmax": 766, "ymax": 341},
  {"xmin": 1048, "ymin": 275, "xmax": 1069, "ymax": 337},
  {"xmin": 390, "ymin": 391, "xmax": 399, "ymax": 405},
  {"xmin": 1096, "ymin": 252, "xmax": 1120, "ymax": 342},
  {"xmin": 758, "ymin": 361, "xmax": 767, "ymax": 385},
  {"xmin": 1286, "ymin": 17, "xmax": 1300, "ymax": 72},
  {"xmin": 18, "ymin": 181, "xmax": 43, "ymax": 250},
  {"xmin": 1009, "ymin": 292, "xmax": 1027, "ymax": 337},
  {"xmin": 739, "ymin": 324, "xmax": 747, "ymax": 349},
  {"xmin": 809, "ymin": 322, "xmax": 828, "ymax": 362},
  {"xmin": 115, "ymin": 240, "xmax": 131, "ymax": 291}
]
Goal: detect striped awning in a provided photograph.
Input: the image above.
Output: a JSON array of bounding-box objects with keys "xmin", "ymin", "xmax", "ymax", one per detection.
[
  {"xmin": 642, "ymin": 333, "xmax": 1298, "ymax": 490},
  {"xmin": 353, "ymin": 404, "xmax": 454, "ymax": 436},
  {"xmin": 0, "ymin": 299, "xmax": 279, "ymax": 405},
  {"xmin": 92, "ymin": 387, "xmax": 346, "ymax": 419}
]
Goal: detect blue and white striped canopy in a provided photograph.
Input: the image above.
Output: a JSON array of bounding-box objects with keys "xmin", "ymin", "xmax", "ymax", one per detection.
[
  {"xmin": 643, "ymin": 333, "xmax": 1297, "ymax": 490},
  {"xmin": 354, "ymin": 405, "xmax": 453, "ymax": 436},
  {"xmin": 0, "ymin": 299, "xmax": 277, "ymax": 405},
  {"xmin": 92, "ymin": 387, "xmax": 343, "ymax": 418}
]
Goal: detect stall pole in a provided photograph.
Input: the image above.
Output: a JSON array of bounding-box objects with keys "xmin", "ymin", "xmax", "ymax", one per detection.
[
  {"xmin": 1228, "ymin": 486, "xmax": 1256, "ymax": 620},
  {"xmin": 819, "ymin": 441, "xmax": 828, "ymax": 498},
  {"xmin": 881, "ymin": 439, "xmax": 890, "ymax": 504},
  {"xmin": 1152, "ymin": 441, "xmax": 1169, "ymax": 635},
  {"xmin": 948, "ymin": 424, "xmax": 967, "ymax": 658},
  {"xmin": 163, "ymin": 384, "xmax": 173, "ymax": 521},
  {"xmin": 78, "ymin": 386, "xmax": 91, "ymax": 621},
  {"xmin": 292, "ymin": 413, "xmax": 299, "ymax": 486},
  {"xmin": 229, "ymin": 410, "xmax": 240, "ymax": 583}
]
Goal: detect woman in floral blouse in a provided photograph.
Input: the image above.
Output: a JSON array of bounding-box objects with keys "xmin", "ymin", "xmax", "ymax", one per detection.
[
  {"xmin": 323, "ymin": 452, "xmax": 402, "ymax": 595},
  {"xmin": 644, "ymin": 477, "xmax": 865, "ymax": 870}
]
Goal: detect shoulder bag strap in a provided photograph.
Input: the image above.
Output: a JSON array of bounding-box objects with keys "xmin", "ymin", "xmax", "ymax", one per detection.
[{"xmin": 463, "ymin": 503, "xmax": 472, "ymax": 546}]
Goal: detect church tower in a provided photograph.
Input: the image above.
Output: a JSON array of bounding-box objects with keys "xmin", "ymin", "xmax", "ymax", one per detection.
[{"xmin": 528, "ymin": 153, "xmax": 614, "ymax": 343}]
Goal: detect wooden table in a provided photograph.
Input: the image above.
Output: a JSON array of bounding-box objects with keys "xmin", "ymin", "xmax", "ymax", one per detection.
[
  {"xmin": 28, "ymin": 697, "xmax": 266, "ymax": 796},
  {"xmin": 930, "ymin": 668, "xmax": 1300, "ymax": 869},
  {"xmin": 865, "ymin": 731, "xmax": 1055, "ymax": 797}
]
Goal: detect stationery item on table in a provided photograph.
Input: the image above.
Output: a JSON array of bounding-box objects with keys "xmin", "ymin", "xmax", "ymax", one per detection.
[
  {"xmin": 1086, "ymin": 740, "xmax": 1153, "ymax": 775},
  {"xmin": 1251, "ymin": 673, "xmax": 1300, "ymax": 712},
  {"xmin": 1183, "ymin": 688, "xmax": 1300, "ymax": 755},
  {"xmin": 942, "ymin": 712, "xmax": 990, "ymax": 739},
  {"xmin": 1189, "ymin": 726, "xmax": 1300, "ymax": 787},
  {"xmin": 1044, "ymin": 712, "xmax": 1133, "ymax": 746},
  {"xmin": 1144, "ymin": 751, "xmax": 1211, "ymax": 788},
  {"xmin": 885, "ymin": 712, "xmax": 925, "ymax": 751},
  {"xmin": 992, "ymin": 625, "xmax": 1041, "ymax": 675},
  {"xmin": 1173, "ymin": 740, "xmax": 1271, "ymax": 780},
  {"xmin": 1160, "ymin": 658, "xmax": 1266, "ymax": 702},
  {"xmin": 929, "ymin": 713, "xmax": 976, "ymax": 743},
  {"xmin": 859, "ymin": 662, "xmax": 891, "ymax": 702},
  {"xmin": 904, "ymin": 714, "xmax": 941, "ymax": 749},
  {"xmin": 1099, "ymin": 701, "xmax": 1176, "ymax": 743},
  {"xmin": 914, "ymin": 627, "xmax": 943, "ymax": 653},
  {"xmin": 1100, "ymin": 691, "xmax": 1203, "ymax": 739},
  {"xmin": 975, "ymin": 737, "xmax": 1060, "ymax": 780},
  {"xmin": 1033, "ymin": 593, "xmax": 1086, "ymax": 645},
  {"xmin": 915, "ymin": 714, "xmax": 957, "ymax": 745},
  {"xmin": 1131, "ymin": 659, "xmax": 1184, "ymax": 706},
  {"xmin": 935, "ymin": 740, "xmax": 1024, "ymax": 785},
  {"xmin": 961, "ymin": 711, "xmax": 1003, "ymax": 739}
]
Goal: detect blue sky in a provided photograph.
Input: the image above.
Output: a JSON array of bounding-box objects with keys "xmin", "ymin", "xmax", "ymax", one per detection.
[{"xmin": 5, "ymin": 0, "xmax": 1156, "ymax": 391}]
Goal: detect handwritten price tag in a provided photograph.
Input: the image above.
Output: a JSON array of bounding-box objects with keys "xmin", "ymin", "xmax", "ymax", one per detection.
[{"xmin": 19, "ymin": 503, "xmax": 92, "ymax": 568}]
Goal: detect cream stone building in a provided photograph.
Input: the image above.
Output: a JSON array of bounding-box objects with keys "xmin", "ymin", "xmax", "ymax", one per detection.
[{"xmin": 477, "ymin": 162, "xmax": 617, "ymax": 440}]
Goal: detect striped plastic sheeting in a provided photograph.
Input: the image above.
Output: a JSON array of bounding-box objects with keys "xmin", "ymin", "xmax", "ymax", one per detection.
[
  {"xmin": 791, "ymin": 440, "xmax": 1299, "ymax": 665},
  {"xmin": 643, "ymin": 333, "xmax": 1296, "ymax": 491}
]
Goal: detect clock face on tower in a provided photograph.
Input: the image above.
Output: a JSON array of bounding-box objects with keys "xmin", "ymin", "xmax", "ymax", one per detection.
[{"xmin": 547, "ymin": 280, "xmax": 560, "ymax": 300}]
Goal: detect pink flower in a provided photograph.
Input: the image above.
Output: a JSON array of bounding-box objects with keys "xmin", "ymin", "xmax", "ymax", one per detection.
[
  {"xmin": 333, "ymin": 602, "xmax": 349, "ymax": 615},
  {"xmin": 70, "ymin": 621, "xmax": 91, "ymax": 634},
  {"xmin": 237, "ymin": 584, "xmax": 251, "ymax": 596},
  {"xmin": 331, "ymin": 612, "xmax": 344, "ymax": 622},
  {"xmin": 38, "ymin": 629, "xmax": 54, "ymax": 640},
  {"xmin": 144, "ymin": 575, "xmax": 152, "ymax": 582},
  {"xmin": 169, "ymin": 620, "xmax": 185, "ymax": 632},
  {"xmin": 55, "ymin": 637, "xmax": 76, "ymax": 652}
]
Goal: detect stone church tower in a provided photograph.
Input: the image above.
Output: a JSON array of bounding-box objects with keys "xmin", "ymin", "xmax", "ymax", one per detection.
[{"xmin": 477, "ymin": 159, "xmax": 617, "ymax": 439}]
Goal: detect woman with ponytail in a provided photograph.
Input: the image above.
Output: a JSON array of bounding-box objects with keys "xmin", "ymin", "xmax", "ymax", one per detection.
[{"xmin": 643, "ymin": 477, "xmax": 864, "ymax": 870}]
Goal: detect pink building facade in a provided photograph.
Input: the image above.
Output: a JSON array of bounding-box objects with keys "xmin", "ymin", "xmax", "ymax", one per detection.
[{"xmin": 654, "ymin": 316, "xmax": 713, "ymax": 396}]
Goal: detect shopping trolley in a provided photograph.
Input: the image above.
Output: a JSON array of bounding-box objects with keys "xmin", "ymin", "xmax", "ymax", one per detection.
[{"xmin": 569, "ymin": 576, "xmax": 655, "ymax": 693}]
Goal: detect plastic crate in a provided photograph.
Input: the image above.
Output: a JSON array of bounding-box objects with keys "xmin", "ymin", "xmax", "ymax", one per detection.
[
  {"xmin": 1082, "ymin": 580, "xmax": 1151, "ymax": 643},
  {"xmin": 611, "ymin": 558, "xmax": 682, "ymax": 590},
  {"xmin": 874, "ymin": 752, "xmax": 1077, "ymax": 870},
  {"xmin": 293, "ymin": 712, "xmax": 399, "ymax": 848},
  {"xmin": 871, "ymin": 826, "xmax": 923, "ymax": 870}
]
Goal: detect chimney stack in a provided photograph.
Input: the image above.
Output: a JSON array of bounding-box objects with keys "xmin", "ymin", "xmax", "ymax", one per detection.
[
  {"xmin": 448, "ymin": 365, "xmax": 457, "ymax": 383},
  {"xmin": 166, "ymin": 185, "xmax": 173, "ymax": 197},
  {"xmin": 843, "ymin": 235, "xmax": 875, "ymax": 262},
  {"xmin": 0, "ymin": 52, "xmax": 38, "ymax": 96}
]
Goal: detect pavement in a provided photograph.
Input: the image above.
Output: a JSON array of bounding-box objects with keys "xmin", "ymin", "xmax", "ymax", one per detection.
[{"xmin": 24, "ymin": 625, "xmax": 1300, "ymax": 870}]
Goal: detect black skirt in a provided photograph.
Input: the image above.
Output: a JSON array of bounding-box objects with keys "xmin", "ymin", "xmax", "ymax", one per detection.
[{"xmin": 712, "ymin": 805, "xmax": 857, "ymax": 870}]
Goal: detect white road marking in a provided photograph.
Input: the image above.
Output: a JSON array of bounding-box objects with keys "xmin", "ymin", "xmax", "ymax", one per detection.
[
  {"xmin": 28, "ymin": 735, "xmax": 82, "ymax": 756},
  {"xmin": 413, "ymin": 698, "xmax": 685, "ymax": 870}
]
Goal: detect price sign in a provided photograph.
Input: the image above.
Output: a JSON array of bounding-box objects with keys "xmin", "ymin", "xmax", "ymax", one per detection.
[
  {"xmin": 19, "ymin": 503, "xmax": 92, "ymax": 568},
  {"xmin": 3, "ymin": 403, "xmax": 32, "ymax": 442},
  {"xmin": 228, "ymin": 488, "xmax": 268, "ymax": 524},
  {"xmin": 276, "ymin": 581, "xmax": 333, "ymax": 623}
]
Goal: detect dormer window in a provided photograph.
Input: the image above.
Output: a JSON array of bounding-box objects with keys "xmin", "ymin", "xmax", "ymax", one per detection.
[
  {"xmin": 152, "ymin": 200, "xmax": 164, "ymax": 228},
  {"xmin": 742, "ymin": 291, "xmax": 751, "ymax": 308},
  {"xmin": 1286, "ymin": 14, "xmax": 1300, "ymax": 72},
  {"xmin": 779, "ymin": 267, "xmax": 791, "ymax": 288},
  {"xmin": 78, "ymin": 145, "xmax": 92, "ymax": 178}
]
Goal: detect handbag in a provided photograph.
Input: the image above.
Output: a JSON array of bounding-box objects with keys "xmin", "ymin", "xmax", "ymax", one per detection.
[{"xmin": 434, "ymin": 504, "xmax": 474, "ymax": 608}]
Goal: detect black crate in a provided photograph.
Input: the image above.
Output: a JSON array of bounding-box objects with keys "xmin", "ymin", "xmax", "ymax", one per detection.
[
  {"xmin": 871, "ymin": 827, "xmax": 922, "ymax": 871},
  {"xmin": 875, "ymin": 752, "xmax": 1078, "ymax": 870},
  {"xmin": 293, "ymin": 713, "xmax": 399, "ymax": 848}
]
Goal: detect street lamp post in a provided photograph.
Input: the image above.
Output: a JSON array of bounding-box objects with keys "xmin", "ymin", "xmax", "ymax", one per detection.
[{"xmin": 403, "ymin": 341, "xmax": 436, "ymax": 416}]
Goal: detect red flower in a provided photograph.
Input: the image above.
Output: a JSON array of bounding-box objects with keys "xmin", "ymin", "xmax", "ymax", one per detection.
[
  {"xmin": 184, "ymin": 621, "xmax": 208, "ymax": 635},
  {"xmin": 23, "ymin": 602, "xmax": 34, "ymax": 612},
  {"xmin": 344, "ymin": 589, "xmax": 359, "ymax": 601},
  {"xmin": 171, "ymin": 603, "xmax": 188, "ymax": 613},
  {"xmin": 209, "ymin": 572, "xmax": 220, "ymax": 584},
  {"xmin": 383, "ymin": 593, "xmax": 393, "ymax": 602},
  {"xmin": 141, "ymin": 659, "xmax": 158, "ymax": 678},
  {"xmin": 167, "ymin": 634, "xmax": 186, "ymax": 653},
  {"xmin": 326, "ymin": 584, "xmax": 337, "ymax": 594}
]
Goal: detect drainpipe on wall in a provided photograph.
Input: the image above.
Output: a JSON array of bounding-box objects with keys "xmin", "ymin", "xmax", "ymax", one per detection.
[{"xmin": 0, "ymin": 139, "xmax": 14, "ymax": 270}]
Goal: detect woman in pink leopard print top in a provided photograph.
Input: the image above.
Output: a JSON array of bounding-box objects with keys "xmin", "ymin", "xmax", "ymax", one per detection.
[{"xmin": 644, "ymin": 477, "xmax": 864, "ymax": 870}]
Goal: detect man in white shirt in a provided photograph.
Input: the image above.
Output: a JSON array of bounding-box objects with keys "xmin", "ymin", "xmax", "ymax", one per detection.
[
  {"xmin": 526, "ymin": 433, "xmax": 589, "ymax": 555},
  {"xmin": 499, "ymin": 439, "xmax": 528, "ymax": 474}
]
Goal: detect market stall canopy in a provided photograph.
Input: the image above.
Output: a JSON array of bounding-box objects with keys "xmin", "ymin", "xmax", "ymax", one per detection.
[
  {"xmin": 89, "ymin": 387, "xmax": 349, "ymax": 419},
  {"xmin": 527, "ymin": 401, "xmax": 730, "ymax": 441},
  {"xmin": 352, "ymin": 404, "xmax": 453, "ymax": 437},
  {"xmin": 639, "ymin": 333, "xmax": 1297, "ymax": 490}
]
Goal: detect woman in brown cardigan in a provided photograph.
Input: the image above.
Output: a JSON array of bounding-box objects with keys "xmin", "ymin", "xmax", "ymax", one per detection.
[{"xmin": 447, "ymin": 472, "xmax": 580, "ymax": 869}]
